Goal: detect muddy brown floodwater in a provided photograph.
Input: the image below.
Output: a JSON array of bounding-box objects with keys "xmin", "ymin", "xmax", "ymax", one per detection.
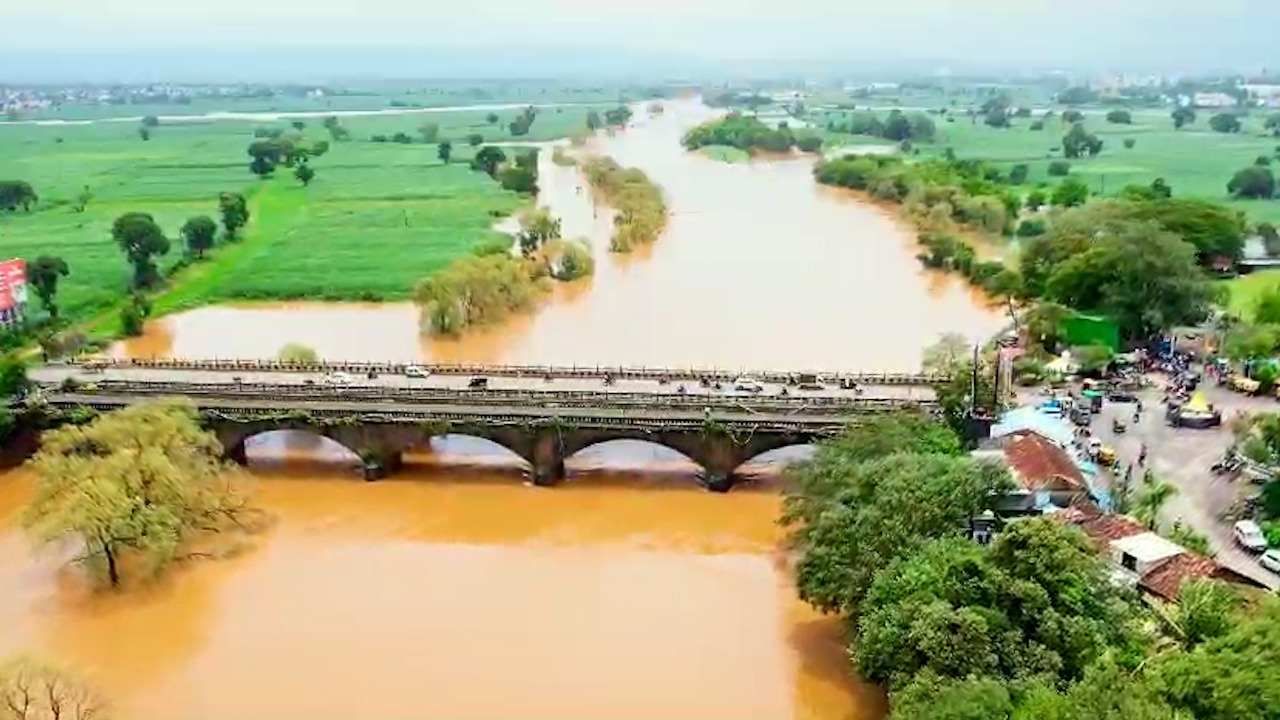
[{"xmin": 2, "ymin": 98, "xmax": 1003, "ymax": 719}]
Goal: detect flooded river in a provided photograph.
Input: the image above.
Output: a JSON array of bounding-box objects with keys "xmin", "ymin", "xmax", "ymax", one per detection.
[
  {"xmin": 117, "ymin": 98, "xmax": 1001, "ymax": 370},
  {"xmin": 2, "ymin": 98, "xmax": 1002, "ymax": 718}
]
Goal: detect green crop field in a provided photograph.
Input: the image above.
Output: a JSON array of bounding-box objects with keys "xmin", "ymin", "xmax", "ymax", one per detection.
[
  {"xmin": 816, "ymin": 106, "xmax": 1280, "ymax": 224},
  {"xmin": 0, "ymin": 99, "xmax": 613, "ymax": 333}
]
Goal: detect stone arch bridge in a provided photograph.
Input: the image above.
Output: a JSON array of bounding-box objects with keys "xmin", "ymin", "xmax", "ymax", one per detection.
[{"xmin": 31, "ymin": 360, "xmax": 947, "ymax": 491}]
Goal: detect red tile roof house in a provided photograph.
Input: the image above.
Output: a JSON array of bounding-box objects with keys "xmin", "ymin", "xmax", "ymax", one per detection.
[
  {"xmin": 1054, "ymin": 506, "xmax": 1265, "ymax": 601},
  {"xmin": 992, "ymin": 431, "xmax": 1091, "ymax": 513}
]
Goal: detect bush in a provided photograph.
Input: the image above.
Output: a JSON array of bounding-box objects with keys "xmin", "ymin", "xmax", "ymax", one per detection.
[
  {"xmin": 1009, "ymin": 164, "xmax": 1029, "ymax": 184},
  {"xmin": 1123, "ymin": 138, "xmax": 1136, "ymax": 149},
  {"xmin": 1029, "ymin": 120, "xmax": 1045, "ymax": 131},
  {"xmin": 1229, "ymin": 166, "xmax": 1276, "ymax": 199},
  {"xmin": 1017, "ymin": 219, "xmax": 1047, "ymax": 237},
  {"xmin": 1047, "ymin": 160, "xmax": 1071, "ymax": 177},
  {"xmin": 1106, "ymin": 109, "xmax": 1133, "ymax": 124}
]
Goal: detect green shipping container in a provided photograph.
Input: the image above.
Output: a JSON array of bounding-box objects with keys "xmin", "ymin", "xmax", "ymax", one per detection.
[{"xmin": 1060, "ymin": 314, "xmax": 1120, "ymax": 352}]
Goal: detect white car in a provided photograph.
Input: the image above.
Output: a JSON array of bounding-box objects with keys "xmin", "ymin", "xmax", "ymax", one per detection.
[
  {"xmin": 1260, "ymin": 548, "xmax": 1280, "ymax": 574},
  {"xmin": 1233, "ymin": 520, "xmax": 1268, "ymax": 552},
  {"xmin": 733, "ymin": 377, "xmax": 764, "ymax": 393},
  {"xmin": 404, "ymin": 365, "xmax": 431, "ymax": 379},
  {"xmin": 325, "ymin": 372, "xmax": 356, "ymax": 386}
]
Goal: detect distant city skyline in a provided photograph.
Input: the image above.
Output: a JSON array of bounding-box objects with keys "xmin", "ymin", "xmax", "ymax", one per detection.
[{"xmin": 3, "ymin": 0, "xmax": 1278, "ymax": 83}]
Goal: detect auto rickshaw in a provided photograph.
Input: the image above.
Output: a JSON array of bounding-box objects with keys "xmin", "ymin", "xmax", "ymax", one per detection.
[{"xmin": 1112, "ymin": 417, "xmax": 1127, "ymax": 434}]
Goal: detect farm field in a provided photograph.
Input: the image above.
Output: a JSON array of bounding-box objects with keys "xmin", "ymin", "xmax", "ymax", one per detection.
[
  {"xmin": 0, "ymin": 100, "xmax": 613, "ymax": 332},
  {"xmin": 816, "ymin": 105, "xmax": 1280, "ymax": 224}
]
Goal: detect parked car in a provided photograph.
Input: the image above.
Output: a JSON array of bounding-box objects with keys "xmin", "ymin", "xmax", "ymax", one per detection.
[
  {"xmin": 1260, "ymin": 548, "xmax": 1280, "ymax": 575},
  {"xmin": 733, "ymin": 377, "xmax": 764, "ymax": 393},
  {"xmin": 1233, "ymin": 520, "xmax": 1268, "ymax": 552},
  {"xmin": 404, "ymin": 365, "xmax": 430, "ymax": 378},
  {"xmin": 324, "ymin": 372, "xmax": 355, "ymax": 386},
  {"xmin": 467, "ymin": 377, "xmax": 489, "ymax": 389}
]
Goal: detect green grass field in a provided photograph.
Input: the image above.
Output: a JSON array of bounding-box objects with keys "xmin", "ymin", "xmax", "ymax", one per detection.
[
  {"xmin": 815, "ymin": 107, "xmax": 1280, "ymax": 224},
  {"xmin": 0, "ymin": 101, "xmax": 611, "ymax": 332},
  {"xmin": 1224, "ymin": 270, "xmax": 1280, "ymax": 319}
]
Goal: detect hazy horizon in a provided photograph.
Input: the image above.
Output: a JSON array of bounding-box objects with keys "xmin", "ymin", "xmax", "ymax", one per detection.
[{"xmin": 3, "ymin": 0, "xmax": 1279, "ymax": 83}]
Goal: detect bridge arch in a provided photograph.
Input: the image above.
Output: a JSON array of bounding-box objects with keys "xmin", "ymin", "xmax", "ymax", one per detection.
[{"xmin": 427, "ymin": 433, "xmax": 534, "ymax": 472}]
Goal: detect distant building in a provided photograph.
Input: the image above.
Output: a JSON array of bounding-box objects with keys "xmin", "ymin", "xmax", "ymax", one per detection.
[
  {"xmin": 1243, "ymin": 83, "xmax": 1280, "ymax": 108},
  {"xmin": 1192, "ymin": 92, "xmax": 1238, "ymax": 108},
  {"xmin": 0, "ymin": 259, "xmax": 27, "ymax": 328}
]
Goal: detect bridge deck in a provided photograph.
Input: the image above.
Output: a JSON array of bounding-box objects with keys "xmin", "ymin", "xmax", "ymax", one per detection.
[{"xmin": 31, "ymin": 363, "xmax": 938, "ymax": 404}]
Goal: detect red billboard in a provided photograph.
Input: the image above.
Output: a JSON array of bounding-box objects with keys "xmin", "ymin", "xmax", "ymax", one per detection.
[{"xmin": 0, "ymin": 259, "xmax": 28, "ymax": 313}]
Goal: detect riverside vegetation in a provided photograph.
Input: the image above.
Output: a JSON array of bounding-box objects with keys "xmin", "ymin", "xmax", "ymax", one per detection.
[
  {"xmin": 580, "ymin": 156, "xmax": 668, "ymax": 252},
  {"xmin": 785, "ymin": 412, "xmax": 1280, "ymax": 720}
]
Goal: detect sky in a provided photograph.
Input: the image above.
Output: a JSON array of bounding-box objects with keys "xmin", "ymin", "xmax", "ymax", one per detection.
[{"xmin": 2, "ymin": 0, "xmax": 1278, "ymax": 82}]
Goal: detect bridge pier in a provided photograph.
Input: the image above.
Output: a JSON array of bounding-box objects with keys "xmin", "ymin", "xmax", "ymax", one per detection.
[
  {"xmin": 361, "ymin": 450, "xmax": 403, "ymax": 481},
  {"xmin": 696, "ymin": 434, "xmax": 749, "ymax": 493},
  {"xmin": 530, "ymin": 428, "xmax": 566, "ymax": 487}
]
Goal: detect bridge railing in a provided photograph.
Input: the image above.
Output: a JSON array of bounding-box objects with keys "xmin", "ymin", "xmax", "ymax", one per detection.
[
  {"xmin": 37, "ymin": 380, "xmax": 936, "ymax": 412},
  {"xmin": 61, "ymin": 357, "xmax": 949, "ymax": 386},
  {"xmin": 54, "ymin": 396, "xmax": 863, "ymax": 434}
]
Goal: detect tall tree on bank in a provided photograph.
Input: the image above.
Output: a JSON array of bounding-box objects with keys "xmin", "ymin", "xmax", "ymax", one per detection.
[
  {"xmin": 26, "ymin": 256, "xmax": 70, "ymax": 320},
  {"xmin": 111, "ymin": 212, "xmax": 170, "ymax": 289},
  {"xmin": 22, "ymin": 400, "xmax": 252, "ymax": 587},
  {"xmin": 437, "ymin": 140, "xmax": 453, "ymax": 164},
  {"xmin": 179, "ymin": 215, "xmax": 217, "ymax": 259},
  {"xmin": 218, "ymin": 192, "xmax": 249, "ymax": 239},
  {"xmin": 294, "ymin": 161, "xmax": 315, "ymax": 186}
]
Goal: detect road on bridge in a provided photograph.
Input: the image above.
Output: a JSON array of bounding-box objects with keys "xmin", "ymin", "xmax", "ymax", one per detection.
[{"xmin": 30, "ymin": 364, "xmax": 937, "ymax": 403}]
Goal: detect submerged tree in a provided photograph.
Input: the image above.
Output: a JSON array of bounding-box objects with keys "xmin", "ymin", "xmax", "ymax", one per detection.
[
  {"xmin": 277, "ymin": 343, "xmax": 319, "ymax": 364},
  {"xmin": 23, "ymin": 400, "xmax": 251, "ymax": 587},
  {"xmin": 0, "ymin": 656, "xmax": 111, "ymax": 720}
]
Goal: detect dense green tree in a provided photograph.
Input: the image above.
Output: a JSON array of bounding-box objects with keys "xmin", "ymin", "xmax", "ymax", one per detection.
[
  {"xmin": 179, "ymin": 215, "xmax": 217, "ymax": 258},
  {"xmin": 784, "ymin": 446, "xmax": 1008, "ymax": 615},
  {"xmin": 111, "ymin": 212, "xmax": 170, "ymax": 288},
  {"xmin": 858, "ymin": 521, "xmax": 1141, "ymax": 687},
  {"xmin": 1061, "ymin": 109, "xmax": 1084, "ymax": 124},
  {"xmin": 1025, "ymin": 188, "xmax": 1047, "ymax": 211},
  {"xmin": 586, "ymin": 110, "xmax": 602, "ymax": 131},
  {"xmin": 1125, "ymin": 198, "xmax": 1245, "ymax": 262},
  {"xmin": 603, "ymin": 106, "xmax": 632, "ymax": 126},
  {"xmin": 471, "ymin": 146, "xmax": 507, "ymax": 177},
  {"xmin": 293, "ymin": 161, "xmax": 315, "ymax": 186},
  {"xmin": 1008, "ymin": 164, "xmax": 1029, "ymax": 184},
  {"xmin": 22, "ymin": 400, "xmax": 251, "ymax": 586},
  {"xmin": 322, "ymin": 116, "xmax": 350, "ymax": 141},
  {"xmin": 1209, "ymin": 113, "xmax": 1242, "ymax": 133},
  {"xmin": 310, "ymin": 139, "xmax": 330, "ymax": 157},
  {"xmin": 141, "ymin": 114, "xmax": 159, "ymax": 127},
  {"xmin": 119, "ymin": 292, "xmax": 150, "ymax": 336},
  {"xmin": 1041, "ymin": 213, "xmax": 1213, "ymax": 339},
  {"xmin": 1062, "ymin": 124, "xmax": 1102, "ymax": 159},
  {"xmin": 1167, "ymin": 579, "xmax": 1241, "ymax": 650},
  {"xmin": 26, "ymin": 256, "xmax": 70, "ymax": 319},
  {"xmin": 218, "ymin": 192, "xmax": 249, "ymax": 239},
  {"xmin": 1013, "ymin": 660, "xmax": 1182, "ymax": 720},
  {"xmin": 1051, "ymin": 178, "xmax": 1089, "ymax": 207},
  {"xmin": 1228, "ymin": 165, "xmax": 1276, "ymax": 199},
  {"xmin": 1171, "ymin": 107, "xmax": 1196, "ymax": 129},
  {"xmin": 0, "ymin": 358, "xmax": 26, "ymax": 398},
  {"xmin": 1154, "ymin": 599, "xmax": 1280, "ymax": 720},
  {"xmin": 437, "ymin": 140, "xmax": 452, "ymax": 164},
  {"xmin": 248, "ymin": 154, "xmax": 274, "ymax": 177},
  {"xmin": 485, "ymin": 112, "xmax": 499, "ymax": 124},
  {"xmin": 0, "ymin": 180, "xmax": 37, "ymax": 212},
  {"xmin": 1047, "ymin": 160, "xmax": 1071, "ymax": 177},
  {"xmin": 889, "ymin": 674, "xmax": 1014, "ymax": 720},
  {"xmin": 1106, "ymin": 109, "xmax": 1133, "ymax": 124},
  {"xmin": 467, "ymin": 133, "xmax": 483, "ymax": 147},
  {"xmin": 137, "ymin": 127, "xmax": 151, "ymax": 141}
]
